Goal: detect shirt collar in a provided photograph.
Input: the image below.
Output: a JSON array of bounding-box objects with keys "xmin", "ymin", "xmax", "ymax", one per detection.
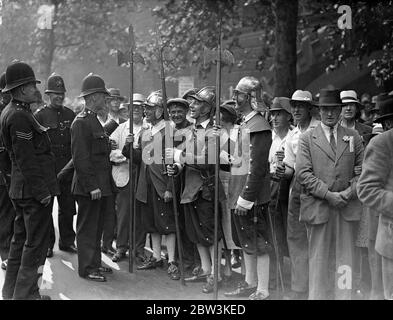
[
  {"xmin": 195, "ymin": 118, "xmax": 210, "ymax": 129},
  {"xmin": 320, "ymin": 121, "xmax": 338, "ymax": 134},
  {"xmin": 296, "ymin": 117, "xmax": 320, "ymax": 132}
]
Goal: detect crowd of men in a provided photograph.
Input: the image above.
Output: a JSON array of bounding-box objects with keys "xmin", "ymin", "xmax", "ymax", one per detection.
[{"xmin": 0, "ymin": 60, "xmax": 392, "ymax": 300}]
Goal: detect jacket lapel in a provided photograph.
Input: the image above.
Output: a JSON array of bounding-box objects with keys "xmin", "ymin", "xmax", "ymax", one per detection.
[
  {"xmin": 312, "ymin": 124, "xmax": 336, "ymax": 162},
  {"xmin": 336, "ymin": 125, "xmax": 349, "ymax": 161}
]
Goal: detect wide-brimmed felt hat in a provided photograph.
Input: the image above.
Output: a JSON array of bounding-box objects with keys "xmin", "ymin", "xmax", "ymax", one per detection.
[
  {"xmin": 2, "ymin": 61, "xmax": 41, "ymax": 93},
  {"xmin": 340, "ymin": 90, "xmax": 363, "ymax": 109},
  {"xmin": 374, "ymin": 93, "xmax": 393, "ymax": 123},
  {"xmin": 79, "ymin": 73, "xmax": 110, "ymax": 97},
  {"xmin": 316, "ymin": 89, "xmax": 344, "ymax": 107},
  {"xmin": 270, "ymin": 97, "xmax": 292, "ymax": 115},
  {"xmin": 167, "ymin": 98, "xmax": 189, "ymax": 109},
  {"xmin": 108, "ymin": 88, "xmax": 126, "ymax": 101}
]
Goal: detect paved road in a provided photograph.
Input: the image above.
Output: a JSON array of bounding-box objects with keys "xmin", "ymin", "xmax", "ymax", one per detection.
[{"xmin": 2, "ymin": 200, "xmax": 282, "ymax": 300}]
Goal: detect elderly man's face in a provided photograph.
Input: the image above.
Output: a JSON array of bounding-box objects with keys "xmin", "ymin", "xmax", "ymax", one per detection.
[
  {"xmin": 320, "ymin": 106, "xmax": 342, "ymax": 127},
  {"xmin": 341, "ymin": 103, "xmax": 358, "ymax": 121},
  {"xmin": 290, "ymin": 102, "xmax": 311, "ymax": 124}
]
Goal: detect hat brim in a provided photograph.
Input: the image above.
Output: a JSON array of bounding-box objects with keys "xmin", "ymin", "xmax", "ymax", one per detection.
[
  {"xmin": 78, "ymin": 88, "xmax": 110, "ymax": 98},
  {"xmin": 317, "ymin": 103, "xmax": 344, "ymax": 107},
  {"xmin": 374, "ymin": 113, "xmax": 393, "ymax": 123},
  {"xmin": 45, "ymin": 90, "xmax": 66, "ymax": 94},
  {"xmin": 2, "ymin": 78, "xmax": 41, "ymax": 93},
  {"xmin": 269, "ymin": 107, "xmax": 291, "ymax": 113},
  {"xmin": 188, "ymin": 94, "xmax": 204, "ymax": 103},
  {"xmin": 290, "ymin": 99, "xmax": 318, "ymax": 107},
  {"xmin": 342, "ymin": 99, "xmax": 364, "ymax": 109}
]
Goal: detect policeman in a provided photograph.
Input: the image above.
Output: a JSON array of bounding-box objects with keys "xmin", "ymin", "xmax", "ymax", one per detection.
[
  {"xmin": 0, "ymin": 71, "xmax": 16, "ymax": 271},
  {"xmin": 0, "ymin": 61, "xmax": 59, "ymax": 300},
  {"xmin": 71, "ymin": 73, "xmax": 116, "ymax": 282},
  {"xmin": 35, "ymin": 73, "xmax": 77, "ymax": 257}
]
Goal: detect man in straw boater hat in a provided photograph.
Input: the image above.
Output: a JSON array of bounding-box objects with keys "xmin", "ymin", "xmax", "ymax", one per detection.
[
  {"xmin": 340, "ymin": 90, "xmax": 372, "ymax": 145},
  {"xmin": 35, "ymin": 73, "xmax": 77, "ymax": 258},
  {"xmin": 71, "ymin": 73, "xmax": 117, "ymax": 282},
  {"xmin": 276, "ymin": 89, "xmax": 320, "ymax": 300},
  {"xmin": 110, "ymin": 93, "xmax": 147, "ymax": 263},
  {"xmin": 223, "ymin": 76, "xmax": 272, "ymax": 300},
  {"xmin": 357, "ymin": 93, "xmax": 393, "ymax": 300},
  {"xmin": 296, "ymin": 88, "xmax": 364, "ymax": 299},
  {"xmin": 1, "ymin": 61, "xmax": 59, "ymax": 300}
]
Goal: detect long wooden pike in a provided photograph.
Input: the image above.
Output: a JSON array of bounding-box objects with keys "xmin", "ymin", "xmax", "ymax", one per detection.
[
  {"xmin": 116, "ymin": 25, "xmax": 145, "ymax": 273},
  {"xmin": 156, "ymin": 31, "xmax": 186, "ymax": 286},
  {"xmin": 203, "ymin": 7, "xmax": 235, "ymax": 300}
]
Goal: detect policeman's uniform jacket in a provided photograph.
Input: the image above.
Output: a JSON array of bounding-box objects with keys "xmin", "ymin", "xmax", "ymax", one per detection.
[
  {"xmin": 34, "ymin": 104, "xmax": 75, "ymax": 175},
  {"xmin": 0, "ymin": 100, "xmax": 59, "ymax": 201},
  {"xmin": 70, "ymin": 108, "xmax": 116, "ymax": 197}
]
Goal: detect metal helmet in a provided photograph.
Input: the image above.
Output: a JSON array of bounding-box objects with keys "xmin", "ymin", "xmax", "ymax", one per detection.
[
  {"xmin": 145, "ymin": 90, "xmax": 163, "ymax": 108},
  {"xmin": 234, "ymin": 76, "xmax": 262, "ymax": 96},
  {"xmin": 0, "ymin": 72, "xmax": 6, "ymax": 92},
  {"xmin": 2, "ymin": 61, "xmax": 41, "ymax": 93},
  {"xmin": 79, "ymin": 73, "xmax": 109, "ymax": 97},
  {"xmin": 182, "ymin": 88, "xmax": 198, "ymax": 100},
  {"xmin": 189, "ymin": 86, "xmax": 216, "ymax": 107},
  {"xmin": 45, "ymin": 72, "xmax": 66, "ymax": 94}
]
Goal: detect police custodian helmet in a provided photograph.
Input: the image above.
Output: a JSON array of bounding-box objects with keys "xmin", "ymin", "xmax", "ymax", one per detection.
[
  {"xmin": 45, "ymin": 72, "xmax": 66, "ymax": 94},
  {"xmin": 2, "ymin": 61, "xmax": 41, "ymax": 93},
  {"xmin": 79, "ymin": 73, "xmax": 110, "ymax": 97}
]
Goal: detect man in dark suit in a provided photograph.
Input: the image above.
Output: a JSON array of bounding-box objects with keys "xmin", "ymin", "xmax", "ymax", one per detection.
[
  {"xmin": 71, "ymin": 73, "xmax": 117, "ymax": 282},
  {"xmin": 296, "ymin": 89, "xmax": 364, "ymax": 300},
  {"xmin": 357, "ymin": 95, "xmax": 393, "ymax": 300},
  {"xmin": 35, "ymin": 73, "xmax": 77, "ymax": 257},
  {"xmin": 0, "ymin": 61, "xmax": 59, "ymax": 300}
]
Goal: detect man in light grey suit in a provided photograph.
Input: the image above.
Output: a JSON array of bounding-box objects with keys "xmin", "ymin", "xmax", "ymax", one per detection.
[
  {"xmin": 357, "ymin": 95, "xmax": 393, "ymax": 300},
  {"xmin": 296, "ymin": 89, "xmax": 364, "ymax": 300}
]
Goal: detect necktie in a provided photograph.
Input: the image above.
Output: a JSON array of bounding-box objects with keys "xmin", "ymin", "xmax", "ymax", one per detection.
[{"xmin": 329, "ymin": 127, "xmax": 336, "ymax": 155}]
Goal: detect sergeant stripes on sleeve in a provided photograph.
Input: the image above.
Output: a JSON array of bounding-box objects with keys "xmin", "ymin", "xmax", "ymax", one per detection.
[{"xmin": 15, "ymin": 131, "xmax": 33, "ymax": 140}]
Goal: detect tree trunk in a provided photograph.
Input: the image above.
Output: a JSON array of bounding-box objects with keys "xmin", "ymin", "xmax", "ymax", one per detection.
[
  {"xmin": 271, "ymin": 0, "xmax": 298, "ymax": 97},
  {"xmin": 37, "ymin": 3, "xmax": 58, "ymax": 82}
]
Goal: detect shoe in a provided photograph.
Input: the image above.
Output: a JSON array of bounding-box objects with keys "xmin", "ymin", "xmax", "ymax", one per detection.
[
  {"xmin": 101, "ymin": 247, "xmax": 116, "ymax": 256},
  {"xmin": 137, "ymin": 257, "xmax": 162, "ymax": 270},
  {"xmin": 168, "ymin": 262, "xmax": 180, "ymax": 280},
  {"xmin": 46, "ymin": 248, "xmax": 53, "ymax": 258},
  {"xmin": 59, "ymin": 244, "xmax": 77, "ymax": 254},
  {"xmin": 112, "ymin": 251, "xmax": 126, "ymax": 262},
  {"xmin": 202, "ymin": 275, "xmax": 222, "ymax": 294},
  {"xmin": 184, "ymin": 268, "xmax": 209, "ymax": 283},
  {"xmin": 283, "ymin": 290, "xmax": 308, "ymax": 300},
  {"xmin": 1, "ymin": 259, "xmax": 7, "ymax": 270},
  {"xmin": 98, "ymin": 266, "xmax": 113, "ymax": 274},
  {"xmin": 249, "ymin": 290, "xmax": 270, "ymax": 300},
  {"xmin": 85, "ymin": 272, "xmax": 106, "ymax": 282},
  {"xmin": 224, "ymin": 281, "xmax": 257, "ymax": 297}
]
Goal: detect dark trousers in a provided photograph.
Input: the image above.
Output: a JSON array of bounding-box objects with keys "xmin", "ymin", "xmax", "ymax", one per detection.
[
  {"xmin": 2, "ymin": 198, "xmax": 52, "ymax": 300},
  {"xmin": 75, "ymin": 195, "xmax": 109, "ymax": 277},
  {"xmin": 102, "ymin": 194, "xmax": 116, "ymax": 250},
  {"xmin": 48, "ymin": 180, "xmax": 76, "ymax": 249},
  {"xmin": 0, "ymin": 185, "xmax": 16, "ymax": 261},
  {"xmin": 115, "ymin": 184, "xmax": 146, "ymax": 256}
]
